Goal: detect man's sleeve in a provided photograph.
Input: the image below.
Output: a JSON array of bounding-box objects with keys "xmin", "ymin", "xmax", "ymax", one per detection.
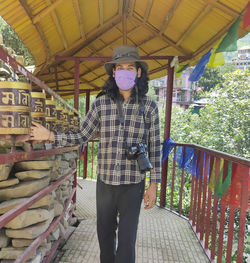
[
  {"xmin": 53, "ymin": 100, "xmax": 100, "ymax": 147},
  {"xmin": 148, "ymin": 104, "xmax": 161, "ymax": 183}
]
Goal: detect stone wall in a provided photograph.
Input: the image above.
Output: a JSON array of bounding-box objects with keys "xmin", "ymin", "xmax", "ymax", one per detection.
[{"xmin": 0, "ymin": 149, "xmax": 77, "ymax": 263}]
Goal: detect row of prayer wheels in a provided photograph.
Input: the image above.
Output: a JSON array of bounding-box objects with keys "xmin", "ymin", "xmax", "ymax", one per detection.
[{"xmin": 0, "ymin": 81, "xmax": 80, "ymax": 135}]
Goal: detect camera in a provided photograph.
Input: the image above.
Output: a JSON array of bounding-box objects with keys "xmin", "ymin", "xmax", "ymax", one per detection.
[{"xmin": 125, "ymin": 143, "xmax": 153, "ymax": 173}]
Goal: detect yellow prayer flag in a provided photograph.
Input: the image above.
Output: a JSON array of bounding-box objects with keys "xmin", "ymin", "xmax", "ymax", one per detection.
[
  {"xmin": 208, "ymin": 158, "xmax": 216, "ymax": 191},
  {"xmin": 207, "ymin": 35, "xmax": 226, "ymax": 68},
  {"xmin": 207, "ymin": 52, "xmax": 225, "ymax": 68},
  {"xmin": 175, "ymin": 71, "xmax": 182, "ymax": 78}
]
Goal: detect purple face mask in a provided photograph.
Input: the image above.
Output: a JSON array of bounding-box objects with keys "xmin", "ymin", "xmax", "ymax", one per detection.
[{"xmin": 115, "ymin": 70, "xmax": 136, "ymax": 91}]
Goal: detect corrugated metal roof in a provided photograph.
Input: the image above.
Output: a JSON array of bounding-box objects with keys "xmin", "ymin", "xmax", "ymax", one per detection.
[{"xmin": 0, "ymin": 0, "xmax": 249, "ymax": 98}]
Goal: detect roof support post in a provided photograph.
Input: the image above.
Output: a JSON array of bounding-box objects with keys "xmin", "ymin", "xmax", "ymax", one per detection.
[
  {"xmin": 83, "ymin": 90, "xmax": 90, "ymax": 179},
  {"xmin": 74, "ymin": 58, "xmax": 80, "ymax": 110},
  {"xmin": 73, "ymin": 58, "xmax": 80, "ymax": 205},
  {"xmin": 160, "ymin": 57, "xmax": 174, "ymax": 208}
]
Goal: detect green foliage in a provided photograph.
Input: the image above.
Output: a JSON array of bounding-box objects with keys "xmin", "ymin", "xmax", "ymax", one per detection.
[
  {"xmin": 0, "ymin": 16, "xmax": 34, "ymax": 66},
  {"xmin": 197, "ymin": 67, "xmax": 223, "ymax": 93},
  {"xmin": 169, "ymin": 70, "xmax": 250, "ymax": 159}
]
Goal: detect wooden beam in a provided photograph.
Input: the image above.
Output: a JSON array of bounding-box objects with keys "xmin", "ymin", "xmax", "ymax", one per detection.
[
  {"xmin": 176, "ymin": 5, "xmax": 212, "ymax": 45},
  {"xmin": 50, "ymin": 24, "xmax": 141, "ymax": 74},
  {"xmin": 99, "ymin": 0, "xmax": 104, "ymax": 26},
  {"xmin": 54, "ymin": 66, "xmax": 58, "ymax": 90},
  {"xmin": 42, "ymin": 15, "xmax": 122, "ymax": 70},
  {"xmin": 204, "ymin": 0, "xmax": 240, "ymax": 17},
  {"xmin": 159, "ymin": 0, "xmax": 181, "ymax": 34},
  {"xmin": 58, "ymin": 65, "xmax": 99, "ymax": 89},
  {"xmin": 37, "ymin": 16, "xmax": 122, "ymax": 76},
  {"xmin": 144, "ymin": 0, "xmax": 154, "ymax": 23},
  {"xmin": 131, "ymin": 14, "xmax": 190, "ymax": 56},
  {"xmin": 129, "ymin": 0, "xmax": 136, "ymax": 16},
  {"xmin": 19, "ymin": 0, "xmax": 51, "ymax": 66},
  {"xmin": 72, "ymin": 0, "xmax": 85, "ymax": 39},
  {"xmin": 45, "ymin": 0, "xmax": 68, "ymax": 49},
  {"xmin": 122, "ymin": 14, "xmax": 127, "ymax": 45},
  {"xmin": 32, "ymin": 0, "xmax": 64, "ymax": 24},
  {"xmin": 118, "ymin": 0, "xmax": 123, "ymax": 14},
  {"xmin": 122, "ymin": 0, "xmax": 130, "ymax": 15}
]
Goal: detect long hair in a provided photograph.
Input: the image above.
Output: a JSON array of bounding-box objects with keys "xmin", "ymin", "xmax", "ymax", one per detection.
[{"xmin": 100, "ymin": 62, "xmax": 149, "ymax": 102}]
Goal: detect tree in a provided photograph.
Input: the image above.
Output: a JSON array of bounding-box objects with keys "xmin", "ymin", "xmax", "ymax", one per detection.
[
  {"xmin": 197, "ymin": 67, "xmax": 223, "ymax": 92},
  {"xmin": 0, "ymin": 16, "xmax": 34, "ymax": 65},
  {"xmin": 170, "ymin": 69, "xmax": 250, "ymax": 159}
]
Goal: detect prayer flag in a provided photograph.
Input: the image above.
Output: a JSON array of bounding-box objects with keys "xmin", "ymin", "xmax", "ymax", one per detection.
[
  {"xmin": 175, "ymin": 64, "xmax": 189, "ymax": 78},
  {"xmin": 221, "ymin": 164, "xmax": 249, "ymax": 210},
  {"xmin": 162, "ymin": 138, "xmax": 177, "ymax": 164},
  {"xmin": 243, "ymin": 1, "xmax": 250, "ymax": 29},
  {"xmin": 215, "ymin": 16, "xmax": 240, "ymax": 53},
  {"xmin": 208, "ymin": 157, "xmax": 216, "ymax": 191},
  {"xmin": 207, "ymin": 36, "xmax": 225, "ymax": 68},
  {"xmin": 189, "ymin": 49, "xmax": 212, "ymax": 82},
  {"xmin": 214, "ymin": 160, "xmax": 232, "ymax": 198}
]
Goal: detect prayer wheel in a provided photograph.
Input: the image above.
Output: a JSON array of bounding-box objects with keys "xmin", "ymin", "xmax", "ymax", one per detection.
[
  {"xmin": 56, "ymin": 106, "xmax": 64, "ymax": 132},
  {"xmin": 68, "ymin": 112, "xmax": 75, "ymax": 131},
  {"xmin": 45, "ymin": 99, "xmax": 56, "ymax": 131},
  {"xmin": 30, "ymin": 92, "xmax": 46, "ymax": 127},
  {"xmin": 0, "ymin": 81, "xmax": 31, "ymax": 134},
  {"xmin": 62, "ymin": 109, "xmax": 69, "ymax": 132},
  {"xmin": 73, "ymin": 116, "xmax": 80, "ymax": 132}
]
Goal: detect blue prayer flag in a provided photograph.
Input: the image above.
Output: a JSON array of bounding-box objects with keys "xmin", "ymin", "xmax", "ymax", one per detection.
[
  {"xmin": 162, "ymin": 138, "xmax": 177, "ymax": 164},
  {"xmin": 189, "ymin": 49, "xmax": 212, "ymax": 82}
]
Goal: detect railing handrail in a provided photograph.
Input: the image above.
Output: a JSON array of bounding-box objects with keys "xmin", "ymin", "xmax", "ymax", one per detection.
[
  {"xmin": 175, "ymin": 143, "xmax": 250, "ymax": 167},
  {"xmin": 0, "ymin": 47, "xmax": 80, "ymax": 116},
  {"xmin": 0, "ymin": 146, "xmax": 79, "ymax": 165}
]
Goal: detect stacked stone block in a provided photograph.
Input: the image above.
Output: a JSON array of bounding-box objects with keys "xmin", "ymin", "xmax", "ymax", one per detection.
[{"xmin": 0, "ymin": 151, "xmax": 77, "ymax": 262}]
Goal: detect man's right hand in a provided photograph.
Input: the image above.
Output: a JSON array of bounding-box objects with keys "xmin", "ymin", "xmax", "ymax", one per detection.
[{"xmin": 30, "ymin": 121, "xmax": 54, "ymax": 142}]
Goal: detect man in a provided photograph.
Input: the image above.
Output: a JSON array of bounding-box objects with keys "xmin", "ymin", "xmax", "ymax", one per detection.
[{"xmin": 30, "ymin": 45, "xmax": 161, "ymax": 263}]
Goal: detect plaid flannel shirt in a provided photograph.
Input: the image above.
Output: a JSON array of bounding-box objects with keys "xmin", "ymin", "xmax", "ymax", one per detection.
[{"xmin": 54, "ymin": 94, "xmax": 161, "ymax": 185}]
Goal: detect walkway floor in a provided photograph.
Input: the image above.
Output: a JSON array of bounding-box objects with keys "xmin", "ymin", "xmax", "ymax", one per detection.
[{"xmin": 54, "ymin": 179, "xmax": 210, "ymax": 263}]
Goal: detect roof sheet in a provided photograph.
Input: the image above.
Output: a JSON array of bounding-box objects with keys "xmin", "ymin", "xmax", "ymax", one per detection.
[{"xmin": 0, "ymin": 0, "xmax": 249, "ymax": 98}]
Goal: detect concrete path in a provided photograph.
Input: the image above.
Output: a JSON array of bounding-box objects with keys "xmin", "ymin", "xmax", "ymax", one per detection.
[{"xmin": 54, "ymin": 179, "xmax": 209, "ymax": 263}]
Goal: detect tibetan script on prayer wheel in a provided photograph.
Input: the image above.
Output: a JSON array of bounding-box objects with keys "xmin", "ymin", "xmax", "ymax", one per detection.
[
  {"xmin": 62, "ymin": 109, "xmax": 69, "ymax": 132},
  {"xmin": 0, "ymin": 81, "xmax": 31, "ymax": 134},
  {"xmin": 45, "ymin": 99, "xmax": 57, "ymax": 130},
  {"xmin": 73, "ymin": 116, "xmax": 80, "ymax": 132},
  {"xmin": 31, "ymin": 92, "xmax": 46, "ymax": 126},
  {"xmin": 68, "ymin": 112, "xmax": 75, "ymax": 130},
  {"xmin": 56, "ymin": 106, "xmax": 64, "ymax": 132}
]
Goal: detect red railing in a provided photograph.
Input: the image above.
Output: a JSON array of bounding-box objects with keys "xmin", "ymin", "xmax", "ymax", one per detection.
[
  {"xmin": 160, "ymin": 143, "xmax": 250, "ymax": 263},
  {"xmin": 0, "ymin": 46, "xmax": 81, "ymax": 262},
  {"xmin": 0, "ymin": 146, "xmax": 79, "ymax": 263}
]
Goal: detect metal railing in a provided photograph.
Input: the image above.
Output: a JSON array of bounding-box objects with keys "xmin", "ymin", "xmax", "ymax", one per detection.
[
  {"xmin": 80, "ymin": 141, "xmax": 250, "ymax": 263},
  {"xmin": 160, "ymin": 143, "xmax": 249, "ymax": 263}
]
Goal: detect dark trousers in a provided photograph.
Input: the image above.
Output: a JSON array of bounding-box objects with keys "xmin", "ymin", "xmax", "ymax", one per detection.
[{"xmin": 96, "ymin": 178, "xmax": 144, "ymax": 263}]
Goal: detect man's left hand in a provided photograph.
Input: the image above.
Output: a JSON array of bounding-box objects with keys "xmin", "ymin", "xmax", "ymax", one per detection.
[{"xmin": 144, "ymin": 182, "xmax": 157, "ymax": 210}]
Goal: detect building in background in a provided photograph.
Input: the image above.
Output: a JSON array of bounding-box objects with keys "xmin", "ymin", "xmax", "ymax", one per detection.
[
  {"xmin": 150, "ymin": 68, "xmax": 197, "ymax": 109},
  {"xmin": 232, "ymin": 46, "xmax": 250, "ymax": 70}
]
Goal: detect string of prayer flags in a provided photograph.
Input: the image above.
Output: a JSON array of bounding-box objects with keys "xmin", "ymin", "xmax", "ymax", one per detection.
[
  {"xmin": 215, "ymin": 16, "xmax": 241, "ymax": 53},
  {"xmin": 189, "ymin": 49, "xmax": 212, "ymax": 82}
]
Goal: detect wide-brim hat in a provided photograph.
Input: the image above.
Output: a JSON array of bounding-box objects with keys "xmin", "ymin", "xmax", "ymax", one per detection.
[{"xmin": 104, "ymin": 45, "xmax": 148, "ymax": 75}]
